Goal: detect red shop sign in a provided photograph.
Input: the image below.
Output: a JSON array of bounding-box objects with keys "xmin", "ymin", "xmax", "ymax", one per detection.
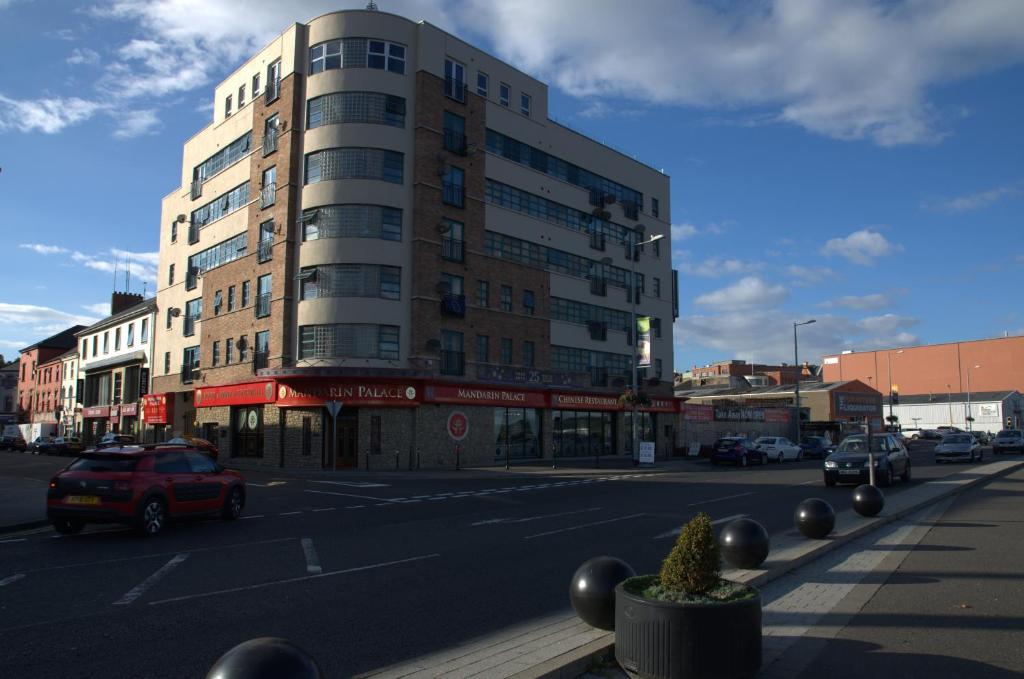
[
  {"xmin": 120, "ymin": 402, "xmax": 139, "ymax": 417},
  {"xmin": 764, "ymin": 408, "xmax": 791, "ymax": 423},
  {"xmin": 276, "ymin": 380, "xmax": 420, "ymax": 408},
  {"xmin": 424, "ymin": 384, "xmax": 547, "ymax": 408},
  {"xmin": 550, "ymin": 393, "xmax": 622, "ymax": 411},
  {"xmin": 195, "ymin": 381, "xmax": 277, "ymax": 408},
  {"xmin": 143, "ymin": 394, "xmax": 174, "ymax": 425},
  {"xmin": 681, "ymin": 404, "xmax": 714, "ymax": 422},
  {"xmin": 82, "ymin": 405, "xmax": 110, "ymax": 419},
  {"xmin": 641, "ymin": 398, "xmax": 677, "ymax": 413}
]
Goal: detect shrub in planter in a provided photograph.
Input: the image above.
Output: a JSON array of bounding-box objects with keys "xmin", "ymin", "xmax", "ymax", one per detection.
[{"xmin": 615, "ymin": 513, "xmax": 761, "ymax": 679}]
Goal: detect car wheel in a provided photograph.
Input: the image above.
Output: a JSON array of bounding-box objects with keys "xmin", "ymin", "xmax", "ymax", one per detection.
[
  {"xmin": 901, "ymin": 462, "xmax": 911, "ymax": 483},
  {"xmin": 52, "ymin": 519, "xmax": 84, "ymax": 535},
  {"xmin": 135, "ymin": 497, "xmax": 167, "ymax": 536},
  {"xmin": 881, "ymin": 467, "xmax": 894, "ymax": 487},
  {"xmin": 222, "ymin": 486, "xmax": 244, "ymax": 520}
]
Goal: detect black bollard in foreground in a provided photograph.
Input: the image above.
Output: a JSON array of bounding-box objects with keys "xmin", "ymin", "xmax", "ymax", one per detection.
[
  {"xmin": 794, "ymin": 498, "xmax": 836, "ymax": 539},
  {"xmin": 720, "ymin": 517, "xmax": 770, "ymax": 569},
  {"xmin": 206, "ymin": 637, "xmax": 323, "ymax": 679},
  {"xmin": 852, "ymin": 484, "xmax": 885, "ymax": 517},
  {"xmin": 569, "ymin": 556, "xmax": 635, "ymax": 631}
]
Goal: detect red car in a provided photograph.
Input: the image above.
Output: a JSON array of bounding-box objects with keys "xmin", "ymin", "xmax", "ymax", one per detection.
[{"xmin": 46, "ymin": 446, "xmax": 245, "ymax": 536}]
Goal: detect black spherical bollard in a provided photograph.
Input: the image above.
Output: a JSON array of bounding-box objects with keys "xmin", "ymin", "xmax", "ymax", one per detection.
[
  {"xmin": 852, "ymin": 484, "xmax": 885, "ymax": 517},
  {"xmin": 794, "ymin": 498, "xmax": 836, "ymax": 539},
  {"xmin": 720, "ymin": 518, "xmax": 770, "ymax": 569},
  {"xmin": 206, "ymin": 637, "xmax": 323, "ymax": 679},
  {"xmin": 569, "ymin": 556, "xmax": 635, "ymax": 630}
]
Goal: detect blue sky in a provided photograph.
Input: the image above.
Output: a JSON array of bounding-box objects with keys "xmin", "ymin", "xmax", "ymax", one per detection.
[{"xmin": 1, "ymin": 0, "xmax": 1023, "ymax": 372}]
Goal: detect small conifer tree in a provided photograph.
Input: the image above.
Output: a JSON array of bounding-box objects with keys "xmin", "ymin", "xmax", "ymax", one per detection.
[{"xmin": 659, "ymin": 512, "xmax": 720, "ymax": 594}]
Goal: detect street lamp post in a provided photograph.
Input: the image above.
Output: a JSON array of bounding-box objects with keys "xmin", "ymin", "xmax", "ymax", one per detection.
[
  {"xmin": 887, "ymin": 350, "xmax": 903, "ymax": 427},
  {"xmin": 946, "ymin": 384, "xmax": 954, "ymax": 426},
  {"xmin": 793, "ymin": 319, "xmax": 816, "ymax": 445},
  {"xmin": 966, "ymin": 364, "xmax": 981, "ymax": 432},
  {"xmin": 629, "ymin": 232, "xmax": 664, "ymax": 466}
]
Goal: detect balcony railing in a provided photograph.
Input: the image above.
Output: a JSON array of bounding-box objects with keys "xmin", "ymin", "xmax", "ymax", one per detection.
[
  {"xmin": 444, "ymin": 78, "xmax": 467, "ymax": 103},
  {"xmin": 262, "ymin": 131, "xmax": 278, "ymax": 156},
  {"xmin": 440, "ymin": 293, "xmax": 466, "ymax": 318},
  {"xmin": 590, "ymin": 367, "xmax": 609, "ymax": 388},
  {"xmin": 265, "ymin": 78, "xmax": 280, "ymax": 105},
  {"xmin": 190, "ymin": 179, "xmax": 202, "ymax": 200},
  {"xmin": 589, "ymin": 231, "xmax": 606, "ymax": 251},
  {"xmin": 188, "ymin": 222, "xmax": 199, "ymax": 245},
  {"xmin": 443, "ymin": 128, "xmax": 467, "ymax": 155},
  {"xmin": 440, "ymin": 350, "xmax": 465, "ymax": 376},
  {"xmin": 442, "ymin": 182, "xmax": 464, "ymax": 207},
  {"xmin": 180, "ymin": 363, "xmax": 199, "ymax": 385},
  {"xmin": 260, "ymin": 183, "xmax": 276, "ymax": 208},
  {"xmin": 257, "ymin": 239, "xmax": 273, "ymax": 263},
  {"xmin": 588, "ymin": 321, "xmax": 608, "ymax": 341},
  {"xmin": 183, "ymin": 316, "xmax": 196, "ymax": 337},
  {"xmin": 622, "ymin": 202, "xmax": 639, "ymax": 220},
  {"xmin": 185, "ymin": 269, "xmax": 198, "ymax": 291},
  {"xmin": 441, "ymin": 238, "xmax": 464, "ymax": 262},
  {"xmin": 255, "ymin": 293, "xmax": 271, "ymax": 318},
  {"xmin": 253, "ymin": 350, "xmax": 269, "ymax": 372},
  {"xmin": 589, "ymin": 277, "xmax": 607, "ymax": 297}
]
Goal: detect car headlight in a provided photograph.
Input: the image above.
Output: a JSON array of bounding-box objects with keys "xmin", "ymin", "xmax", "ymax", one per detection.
[{"xmin": 824, "ymin": 460, "xmax": 837, "ymax": 469}]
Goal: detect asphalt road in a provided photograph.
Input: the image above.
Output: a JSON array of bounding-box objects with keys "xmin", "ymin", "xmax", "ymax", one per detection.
[{"xmin": 0, "ymin": 442, "xmax": 1013, "ymax": 678}]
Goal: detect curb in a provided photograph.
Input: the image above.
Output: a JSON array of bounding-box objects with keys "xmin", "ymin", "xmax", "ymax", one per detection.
[
  {"xmin": 528, "ymin": 459, "xmax": 1024, "ymax": 678},
  {"xmin": 0, "ymin": 519, "xmax": 49, "ymax": 536}
]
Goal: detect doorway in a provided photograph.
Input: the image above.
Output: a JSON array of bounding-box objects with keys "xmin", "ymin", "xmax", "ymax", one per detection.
[{"xmin": 324, "ymin": 410, "xmax": 358, "ymax": 469}]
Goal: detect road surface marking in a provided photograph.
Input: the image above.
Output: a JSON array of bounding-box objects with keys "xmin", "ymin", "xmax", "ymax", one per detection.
[
  {"xmin": 654, "ymin": 514, "xmax": 748, "ymax": 539},
  {"xmin": 310, "ymin": 480, "xmax": 390, "ymax": 488},
  {"xmin": 267, "ymin": 481, "xmax": 287, "ymax": 487},
  {"xmin": 113, "ymin": 553, "xmax": 189, "ymax": 605},
  {"xmin": 148, "ymin": 553, "xmax": 441, "ymax": 606},
  {"xmin": 524, "ymin": 513, "xmax": 646, "ymax": 540},
  {"xmin": 304, "ymin": 489, "xmax": 404, "ymax": 502},
  {"xmin": 279, "ymin": 511, "xmax": 302, "ymax": 516},
  {"xmin": 0, "ymin": 538, "xmax": 27, "ymax": 544},
  {"xmin": 247, "ymin": 482, "xmax": 269, "ymax": 487},
  {"xmin": 798, "ymin": 479, "xmax": 820, "ymax": 485},
  {"xmin": 688, "ymin": 492, "xmax": 756, "ymax": 507},
  {"xmin": 346, "ymin": 505, "xmax": 365, "ymax": 509},
  {"xmin": 301, "ymin": 538, "xmax": 322, "ymax": 574},
  {"xmin": 241, "ymin": 514, "xmax": 265, "ymax": 520},
  {"xmin": 312, "ymin": 507, "xmax": 336, "ymax": 513},
  {"xmin": 471, "ymin": 507, "xmax": 603, "ymax": 527},
  {"xmin": 0, "ymin": 574, "xmax": 25, "ymax": 586}
]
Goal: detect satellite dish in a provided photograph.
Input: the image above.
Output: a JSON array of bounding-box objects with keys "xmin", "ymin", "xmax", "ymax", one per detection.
[
  {"xmin": 169, "ymin": 308, "xmax": 182, "ymax": 317},
  {"xmin": 237, "ymin": 337, "xmax": 248, "ymax": 350},
  {"xmin": 176, "ymin": 214, "xmax": 188, "ymax": 223}
]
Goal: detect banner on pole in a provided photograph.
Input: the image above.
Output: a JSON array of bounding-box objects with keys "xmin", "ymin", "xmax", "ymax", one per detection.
[{"xmin": 636, "ymin": 316, "xmax": 651, "ymax": 368}]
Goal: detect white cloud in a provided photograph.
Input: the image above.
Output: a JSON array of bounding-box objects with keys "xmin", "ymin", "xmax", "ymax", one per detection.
[
  {"xmin": 820, "ymin": 293, "xmax": 891, "ymax": 311},
  {"xmin": 82, "ymin": 303, "xmax": 111, "ymax": 316},
  {"xmin": 922, "ymin": 181, "xmax": 1024, "ymax": 213},
  {"xmin": 0, "ymin": 94, "xmax": 104, "ymax": 134},
  {"xmin": 680, "ymin": 256, "xmax": 763, "ymax": 279},
  {"xmin": 113, "ymin": 109, "xmax": 161, "ymax": 138},
  {"xmin": 695, "ymin": 276, "xmax": 787, "ymax": 310},
  {"xmin": 71, "ymin": 248, "xmax": 159, "ymax": 283},
  {"xmin": 0, "ymin": 339, "xmax": 29, "ymax": 349},
  {"xmin": 672, "ymin": 223, "xmax": 699, "ymax": 241},
  {"xmin": 0, "ymin": 303, "xmax": 99, "ymax": 336},
  {"xmin": 788, "ymin": 265, "xmax": 835, "ymax": 286},
  {"xmin": 19, "ymin": 243, "xmax": 69, "ymax": 255},
  {"xmin": 822, "ymin": 229, "xmax": 903, "ymax": 266},
  {"xmin": 67, "ymin": 48, "xmax": 101, "ymax": 65}
]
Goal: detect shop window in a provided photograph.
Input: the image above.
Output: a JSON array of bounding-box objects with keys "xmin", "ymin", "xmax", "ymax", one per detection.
[{"xmin": 494, "ymin": 408, "xmax": 541, "ymax": 460}]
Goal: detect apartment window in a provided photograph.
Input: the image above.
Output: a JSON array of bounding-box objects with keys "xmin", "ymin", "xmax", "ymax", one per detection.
[
  {"xmin": 252, "ymin": 73, "xmax": 260, "ymax": 96},
  {"xmin": 307, "ymin": 92, "xmax": 406, "ymax": 129},
  {"xmin": 304, "ymin": 148, "xmax": 404, "ymax": 185},
  {"xmin": 477, "ymin": 71, "xmax": 489, "ymax": 97},
  {"xmin": 256, "ymin": 275, "xmax": 271, "ymax": 318},
  {"xmin": 171, "ymin": 221, "xmax": 177, "ymax": 242},
  {"xmin": 182, "ymin": 346, "xmax": 200, "ymax": 382},
  {"xmin": 112, "ymin": 373, "xmax": 122, "ymax": 405},
  {"xmin": 476, "ymin": 280, "xmax": 489, "ymax": 308},
  {"xmin": 166, "ymin": 308, "xmax": 172, "ymax": 330},
  {"xmin": 266, "ymin": 59, "xmax": 281, "ymax": 101},
  {"xmin": 168, "ymin": 263, "xmax": 175, "ymax": 286},
  {"xmin": 441, "ymin": 219, "xmax": 464, "ymax": 262},
  {"xmin": 298, "ymin": 324, "xmax": 399, "ymax": 360},
  {"xmin": 261, "ymin": 166, "xmax": 276, "ymax": 207},
  {"xmin": 523, "ymin": 341, "xmax": 535, "ymax": 368},
  {"xmin": 300, "ymin": 264, "xmax": 401, "ymax": 300},
  {"xmin": 500, "ymin": 285, "xmax": 512, "ymax": 312},
  {"xmin": 500, "ymin": 338, "xmax": 513, "ymax": 365},
  {"xmin": 368, "ymin": 40, "xmax": 405, "ymax": 73},
  {"xmin": 192, "ymin": 132, "xmax": 251, "ymax": 185},
  {"xmin": 440, "ymin": 272, "xmax": 464, "ymax": 297},
  {"xmin": 141, "ymin": 318, "xmax": 148, "ymax": 343},
  {"xmin": 239, "ymin": 334, "xmax": 248, "ymax": 363},
  {"xmin": 443, "ymin": 111, "xmax": 466, "ymax": 155},
  {"xmin": 238, "ymin": 84, "xmax": 245, "ymax": 107},
  {"xmin": 442, "ymin": 165, "xmax": 465, "ymax": 207},
  {"xmin": 224, "ymin": 95, "xmax": 232, "ymax": 117},
  {"xmin": 499, "ymin": 82, "xmax": 510, "ymax": 107},
  {"xmin": 652, "ymin": 317, "xmax": 662, "ymax": 339},
  {"xmin": 226, "ymin": 338, "xmax": 234, "ymax": 364},
  {"xmin": 653, "ymin": 277, "xmax": 661, "ymax": 298},
  {"xmin": 103, "ymin": 332, "xmax": 109, "ymax": 354},
  {"xmin": 241, "ymin": 280, "xmax": 251, "ymax": 307},
  {"xmin": 214, "ymin": 290, "xmax": 223, "ymax": 315},
  {"xmin": 309, "ymin": 38, "xmax": 405, "ymax": 74},
  {"xmin": 520, "ymin": 93, "xmax": 531, "ymax": 117},
  {"xmin": 655, "ymin": 358, "xmax": 663, "ymax": 377},
  {"xmin": 190, "ymin": 182, "xmax": 250, "ymax": 228},
  {"xmin": 114, "ymin": 328, "xmax": 121, "ymax": 351},
  {"xmin": 301, "ymin": 204, "xmax": 402, "ymax": 242},
  {"xmin": 255, "ymin": 331, "xmax": 269, "ymax": 364},
  {"xmin": 476, "ymin": 335, "xmax": 489, "ymax": 363},
  {"xmin": 164, "ymin": 352, "xmax": 170, "ymax": 374},
  {"xmin": 523, "ymin": 290, "xmax": 535, "ymax": 315},
  {"xmin": 444, "ymin": 58, "xmax": 466, "ymax": 101},
  {"xmin": 212, "ymin": 341, "xmax": 220, "ymax": 367},
  {"xmin": 187, "ymin": 233, "xmax": 247, "ymax": 278},
  {"xmin": 440, "ymin": 330, "xmax": 464, "ymax": 375},
  {"xmin": 228, "ymin": 285, "xmax": 236, "ymax": 312},
  {"xmin": 652, "ymin": 197, "xmax": 660, "ymax": 218},
  {"xmin": 184, "ymin": 298, "xmax": 202, "ymax": 336}
]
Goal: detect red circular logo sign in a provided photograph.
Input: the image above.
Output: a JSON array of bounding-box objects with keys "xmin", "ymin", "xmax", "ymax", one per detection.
[{"xmin": 447, "ymin": 411, "xmax": 469, "ymax": 441}]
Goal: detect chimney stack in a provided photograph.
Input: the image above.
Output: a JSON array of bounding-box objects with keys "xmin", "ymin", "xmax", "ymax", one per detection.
[{"xmin": 111, "ymin": 291, "xmax": 144, "ymax": 316}]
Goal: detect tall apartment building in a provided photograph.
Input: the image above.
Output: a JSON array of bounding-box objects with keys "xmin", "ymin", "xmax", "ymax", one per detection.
[{"xmin": 153, "ymin": 8, "xmax": 676, "ymax": 469}]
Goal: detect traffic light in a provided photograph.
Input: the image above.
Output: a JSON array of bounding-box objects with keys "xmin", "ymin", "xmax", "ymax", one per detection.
[
  {"xmin": 1007, "ymin": 417, "xmax": 1014, "ymax": 429},
  {"xmin": 890, "ymin": 385, "xmax": 899, "ymax": 406}
]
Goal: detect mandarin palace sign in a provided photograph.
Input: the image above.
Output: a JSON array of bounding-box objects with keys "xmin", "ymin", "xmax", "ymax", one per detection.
[{"xmin": 276, "ymin": 381, "xmax": 419, "ymax": 407}]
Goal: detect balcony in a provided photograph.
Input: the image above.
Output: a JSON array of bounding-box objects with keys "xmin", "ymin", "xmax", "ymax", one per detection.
[
  {"xmin": 183, "ymin": 316, "xmax": 196, "ymax": 337},
  {"xmin": 185, "ymin": 269, "xmax": 198, "ymax": 291},
  {"xmin": 190, "ymin": 179, "xmax": 202, "ymax": 200},
  {"xmin": 260, "ymin": 183, "xmax": 276, "ymax": 208},
  {"xmin": 440, "ymin": 293, "xmax": 466, "ymax": 318},
  {"xmin": 262, "ymin": 131, "xmax": 278, "ymax": 156},
  {"xmin": 257, "ymin": 239, "xmax": 273, "ymax": 263},
  {"xmin": 441, "ymin": 238, "xmax": 464, "ymax": 263},
  {"xmin": 589, "ymin": 277, "xmax": 607, "ymax": 297},
  {"xmin": 590, "ymin": 367, "xmax": 609, "ymax": 388},
  {"xmin": 253, "ymin": 350, "xmax": 269, "ymax": 372},
  {"xmin": 264, "ymin": 78, "xmax": 280, "ymax": 105},
  {"xmin": 255, "ymin": 293, "xmax": 271, "ymax": 318},
  {"xmin": 440, "ymin": 350, "xmax": 465, "ymax": 376},
  {"xmin": 444, "ymin": 78, "xmax": 467, "ymax": 103},
  {"xmin": 588, "ymin": 321, "xmax": 608, "ymax": 341},
  {"xmin": 623, "ymin": 202, "xmax": 639, "ymax": 220},
  {"xmin": 188, "ymin": 222, "xmax": 199, "ymax": 245},
  {"xmin": 443, "ymin": 128, "xmax": 467, "ymax": 155},
  {"xmin": 589, "ymin": 231, "xmax": 606, "ymax": 251},
  {"xmin": 442, "ymin": 182, "xmax": 464, "ymax": 208},
  {"xmin": 180, "ymin": 363, "xmax": 199, "ymax": 385}
]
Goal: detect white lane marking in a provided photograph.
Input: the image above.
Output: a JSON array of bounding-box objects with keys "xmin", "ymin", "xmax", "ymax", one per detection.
[
  {"xmin": 653, "ymin": 514, "xmax": 748, "ymax": 540},
  {"xmin": 241, "ymin": 515, "xmax": 265, "ymax": 520},
  {"xmin": 312, "ymin": 507, "xmax": 336, "ymax": 513},
  {"xmin": 279, "ymin": 511, "xmax": 302, "ymax": 516},
  {"xmin": 310, "ymin": 480, "xmax": 390, "ymax": 488},
  {"xmin": 113, "ymin": 553, "xmax": 189, "ymax": 606},
  {"xmin": 346, "ymin": 505, "xmax": 365, "ymax": 509},
  {"xmin": 688, "ymin": 491, "xmax": 756, "ymax": 507},
  {"xmin": 524, "ymin": 513, "xmax": 646, "ymax": 540},
  {"xmin": 798, "ymin": 480, "xmax": 820, "ymax": 485},
  {"xmin": 0, "ymin": 538, "xmax": 28, "ymax": 544},
  {"xmin": 247, "ymin": 482, "xmax": 269, "ymax": 487},
  {"xmin": 471, "ymin": 507, "xmax": 603, "ymax": 527},
  {"xmin": 304, "ymin": 489, "xmax": 405, "ymax": 502},
  {"xmin": 301, "ymin": 538, "xmax": 322, "ymax": 574},
  {"xmin": 148, "ymin": 553, "xmax": 441, "ymax": 606},
  {"xmin": 267, "ymin": 481, "xmax": 287, "ymax": 487},
  {"xmin": 0, "ymin": 574, "xmax": 26, "ymax": 586}
]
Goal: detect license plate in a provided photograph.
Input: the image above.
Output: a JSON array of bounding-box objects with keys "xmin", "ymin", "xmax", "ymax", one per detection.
[
  {"xmin": 65, "ymin": 495, "xmax": 100, "ymax": 505},
  {"xmin": 839, "ymin": 470, "xmax": 861, "ymax": 475}
]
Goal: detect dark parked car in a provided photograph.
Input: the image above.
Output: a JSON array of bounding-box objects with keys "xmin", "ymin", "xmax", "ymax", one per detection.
[
  {"xmin": 710, "ymin": 437, "xmax": 765, "ymax": 467},
  {"xmin": 51, "ymin": 437, "xmax": 85, "ymax": 456},
  {"xmin": 919, "ymin": 429, "xmax": 944, "ymax": 441},
  {"xmin": 0, "ymin": 434, "xmax": 27, "ymax": 452},
  {"xmin": 992, "ymin": 430, "xmax": 1024, "ymax": 454},
  {"xmin": 29, "ymin": 436, "xmax": 56, "ymax": 454},
  {"xmin": 164, "ymin": 436, "xmax": 219, "ymax": 460},
  {"xmin": 46, "ymin": 445, "xmax": 246, "ymax": 536},
  {"xmin": 800, "ymin": 436, "xmax": 834, "ymax": 459},
  {"xmin": 970, "ymin": 431, "xmax": 991, "ymax": 445},
  {"xmin": 823, "ymin": 434, "xmax": 911, "ymax": 487},
  {"xmin": 935, "ymin": 433, "xmax": 982, "ymax": 463},
  {"xmin": 96, "ymin": 432, "xmax": 137, "ymax": 448}
]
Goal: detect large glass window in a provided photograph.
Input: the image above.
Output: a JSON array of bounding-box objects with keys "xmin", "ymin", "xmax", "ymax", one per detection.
[
  {"xmin": 550, "ymin": 297, "xmax": 631, "ymax": 332},
  {"xmin": 298, "ymin": 324, "xmax": 399, "ymax": 360},
  {"xmin": 551, "ymin": 346, "xmax": 630, "ymax": 377},
  {"xmin": 624, "ymin": 412, "xmax": 656, "ymax": 453},
  {"xmin": 300, "ymin": 264, "xmax": 401, "ymax": 300},
  {"xmin": 187, "ymin": 233, "xmax": 247, "ymax": 276},
  {"xmin": 301, "ymin": 205, "xmax": 402, "ymax": 242},
  {"xmin": 190, "ymin": 182, "xmax": 249, "ymax": 228},
  {"xmin": 308, "ymin": 92, "xmax": 406, "ymax": 129},
  {"xmin": 192, "ymin": 132, "xmax": 252, "ymax": 184},
  {"xmin": 484, "ymin": 231, "xmax": 640, "ymax": 291},
  {"xmin": 304, "ymin": 148, "xmax": 403, "ymax": 185},
  {"xmin": 494, "ymin": 408, "xmax": 541, "ymax": 460},
  {"xmin": 554, "ymin": 410, "xmax": 615, "ymax": 458},
  {"xmin": 309, "ymin": 38, "xmax": 405, "ymax": 75}
]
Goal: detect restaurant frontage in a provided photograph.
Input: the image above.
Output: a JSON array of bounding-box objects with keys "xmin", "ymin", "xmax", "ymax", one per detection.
[{"xmin": 176, "ymin": 376, "xmax": 680, "ymax": 470}]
